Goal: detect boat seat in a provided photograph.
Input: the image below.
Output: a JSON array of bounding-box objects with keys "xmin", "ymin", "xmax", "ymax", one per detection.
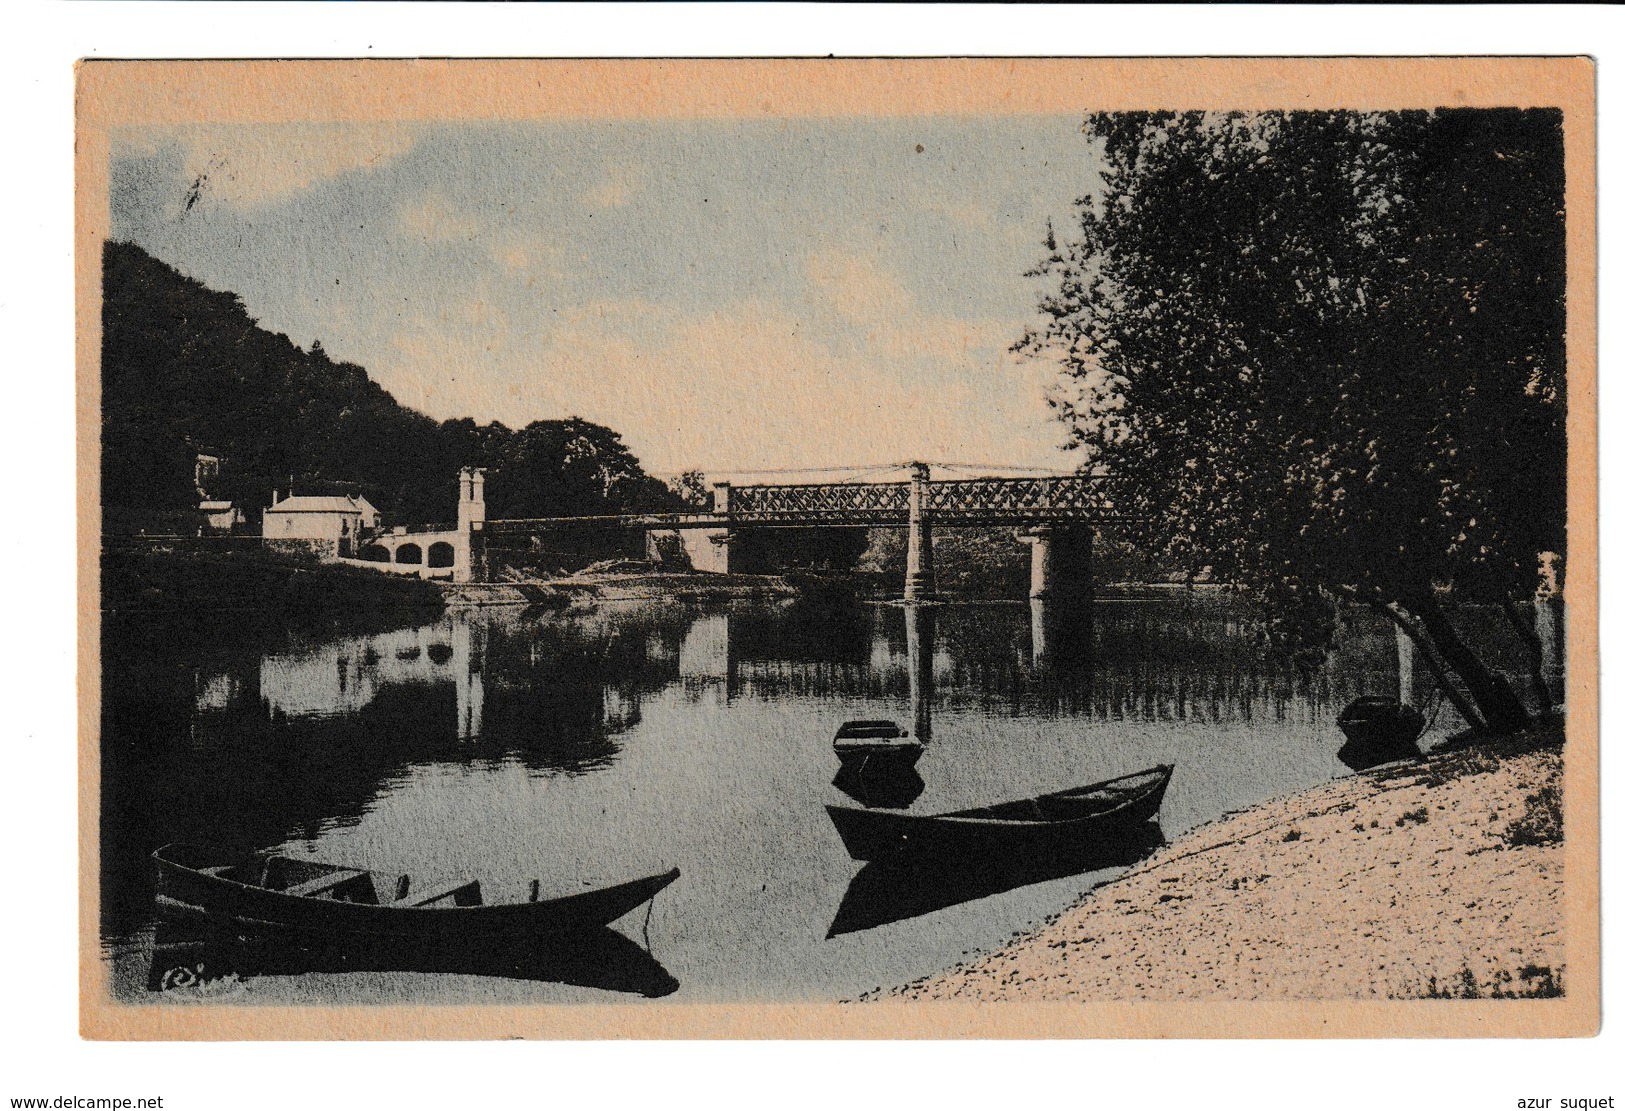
[
  {"xmin": 280, "ymin": 869, "xmax": 368, "ymax": 899},
  {"xmin": 407, "ymin": 879, "xmax": 482, "ymax": 907}
]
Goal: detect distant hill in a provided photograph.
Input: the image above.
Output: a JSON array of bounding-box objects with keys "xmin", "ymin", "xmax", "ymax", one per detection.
[{"xmin": 100, "ymin": 241, "xmax": 675, "ymax": 534}]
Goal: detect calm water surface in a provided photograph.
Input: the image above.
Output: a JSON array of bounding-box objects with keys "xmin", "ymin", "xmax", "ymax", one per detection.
[{"xmin": 100, "ymin": 593, "xmax": 1522, "ymax": 1004}]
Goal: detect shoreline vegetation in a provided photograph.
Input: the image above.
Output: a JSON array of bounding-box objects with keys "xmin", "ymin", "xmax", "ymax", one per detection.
[
  {"xmin": 870, "ymin": 727, "xmax": 1565, "ymax": 1003},
  {"xmin": 102, "ymin": 544, "xmax": 1240, "ymax": 615},
  {"xmin": 101, "ymin": 546, "xmax": 445, "ymax": 632}
]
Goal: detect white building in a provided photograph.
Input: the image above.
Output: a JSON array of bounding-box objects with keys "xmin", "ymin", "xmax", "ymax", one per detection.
[
  {"xmin": 262, "ymin": 493, "xmax": 371, "ymax": 558},
  {"xmin": 352, "ymin": 495, "xmax": 383, "ymax": 530}
]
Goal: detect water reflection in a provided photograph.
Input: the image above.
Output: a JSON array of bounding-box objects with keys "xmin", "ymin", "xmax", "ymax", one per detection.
[
  {"xmin": 832, "ymin": 757, "xmax": 927, "ymax": 810},
  {"xmin": 102, "ymin": 591, "xmax": 1534, "ymax": 1001},
  {"xmin": 1029, "ymin": 597, "xmax": 1093, "ymax": 678},
  {"xmin": 828, "ymin": 822, "xmax": 1166, "ymax": 937},
  {"xmin": 904, "ymin": 606, "xmax": 936, "ymax": 744},
  {"xmin": 258, "ymin": 619, "xmax": 486, "ymax": 738},
  {"xmin": 147, "ymin": 922, "xmax": 678, "ymax": 998}
]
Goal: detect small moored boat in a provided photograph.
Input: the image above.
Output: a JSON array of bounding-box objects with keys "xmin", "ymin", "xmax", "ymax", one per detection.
[
  {"xmin": 826, "ymin": 764, "xmax": 1174, "ymax": 861},
  {"xmin": 833, "ymin": 719, "xmax": 924, "ymax": 769},
  {"xmin": 1336, "ymin": 696, "xmax": 1426, "ymax": 749},
  {"xmin": 152, "ymin": 844, "xmax": 679, "ymax": 945}
]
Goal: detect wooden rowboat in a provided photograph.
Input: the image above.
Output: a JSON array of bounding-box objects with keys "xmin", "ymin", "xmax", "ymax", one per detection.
[
  {"xmin": 1336, "ymin": 696, "xmax": 1426, "ymax": 749},
  {"xmin": 833, "ymin": 719, "xmax": 924, "ymax": 769},
  {"xmin": 153, "ymin": 844, "xmax": 679, "ymax": 945},
  {"xmin": 825, "ymin": 764, "xmax": 1173, "ymax": 861}
]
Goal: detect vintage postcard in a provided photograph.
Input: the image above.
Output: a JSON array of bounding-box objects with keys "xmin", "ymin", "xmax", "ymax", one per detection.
[{"xmin": 77, "ymin": 58, "xmax": 1597, "ymax": 1040}]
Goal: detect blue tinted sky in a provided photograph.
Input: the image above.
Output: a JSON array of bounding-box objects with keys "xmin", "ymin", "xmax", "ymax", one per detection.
[{"xmin": 111, "ymin": 117, "xmax": 1101, "ymax": 477}]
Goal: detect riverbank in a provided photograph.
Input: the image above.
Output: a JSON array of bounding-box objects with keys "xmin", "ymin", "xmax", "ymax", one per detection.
[
  {"xmin": 877, "ymin": 729, "xmax": 1565, "ymax": 1002},
  {"xmin": 102, "ymin": 545, "xmax": 444, "ymax": 631}
]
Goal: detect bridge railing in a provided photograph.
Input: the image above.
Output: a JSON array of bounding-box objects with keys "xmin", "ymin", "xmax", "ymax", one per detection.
[
  {"xmin": 926, "ymin": 476, "xmax": 1113, "ymax": 520},
  {"xmin": 726, "ymin": 475, "xmax": 1113, "ymax": 523},
  {"xmin": 728, "ymin": 482, "xmax": 911, "ymax": 522},
  {"xmin": 484, "ymin": 475, "xmax": 1120, "ymax": 529}
]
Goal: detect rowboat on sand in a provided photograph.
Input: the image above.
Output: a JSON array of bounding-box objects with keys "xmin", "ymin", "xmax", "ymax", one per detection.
[
  {"xmin": 152, "ymin": 844, "xmax": 680, "ymax": 945},
  {"xmin": 1336, "ymin": 696, "xmax": 1426, "ymax": 749},
  {"xmin": 826, "ymin": 764, "xmax": 1173, "ymax": 861}
]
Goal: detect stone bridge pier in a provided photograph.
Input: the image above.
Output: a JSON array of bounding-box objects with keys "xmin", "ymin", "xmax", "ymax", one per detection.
[
  {"xmin": 1020, "ymin": 525, "xmax": 1094, "ymax": 671},
  {"xmin": 903, "ymin": 463, "xmax": 936, "ymax": 602},
  {"xmin": 647, "ymin": 481, "xmax": 737, "ymax": 573},
  {"xmin": 1017, "ymin": 524, "xmax": 1094, "ymax": 604}
]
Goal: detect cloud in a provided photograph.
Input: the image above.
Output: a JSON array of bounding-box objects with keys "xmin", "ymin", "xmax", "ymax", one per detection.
[
  {"xmin": 491, "ymin": 234, "xmax": 567, "ymax": 278},
  {"xmin": 352, "ymin": 270, "xmax": 1063, "ymax": 474},
  {"xmin": 805, "ymin": 247, "xmax": 915, "ymax": 328},
  {"xmin": 582, "ymin": 174, "xmax": 633, "ymax": 210},
  {"xmin": 396, "ymin": 194, "xmax": 482, "ymax": 242},
  {"xmin": 119, "ymin": 123, "xmax": 420, "ymax": 212}
]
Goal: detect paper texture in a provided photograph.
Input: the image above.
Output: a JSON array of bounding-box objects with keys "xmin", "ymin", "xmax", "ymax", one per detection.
[{"xmin": 78, "ymin": 57, "xmax": 1597, "ymax": 1040}]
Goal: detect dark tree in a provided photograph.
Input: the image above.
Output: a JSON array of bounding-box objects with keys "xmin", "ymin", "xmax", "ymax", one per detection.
[
  {"xmin": 1016, "ymin": 109, "xmax": 1565, "ymax": 733},
  {"xmin": 667, "ymin": 470, "xmax": 713, "ymax": 511},
  {"xmin": 101, "ymin": 242, "xmax": 674, "ymax": 536},
  {"xmin": 482, "ymin": 418, "xmax": 671, "ymax": 519}
]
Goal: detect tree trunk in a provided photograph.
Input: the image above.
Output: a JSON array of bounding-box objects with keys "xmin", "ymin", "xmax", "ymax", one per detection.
[
  {"xmin": 1366, "ymin": 600, "xmax": 1487, "ymax": 733},
  {"xmin": 1408, "ymin": 593, "xmax": 1531, "ymax": 735},
  {"xmin": 1339, "ymin": 584, "xmax": 1487, "ymax": 732}
]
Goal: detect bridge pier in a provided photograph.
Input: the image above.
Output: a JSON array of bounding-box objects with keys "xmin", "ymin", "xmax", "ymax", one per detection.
[
  {"xmin": 693, "ymin": 529, "xmax": 736, "ymax": 574},
  {"xmin": 903, "ymin": 462, "xmax": 936, "ymax": 602},
  {"xmin": 1019, "ymin": 524, "xmax": 1093, "ymax": 602},
  {"xmin": 1020, "ymin": 525, "xmax": 1093, "ymax": 670}
]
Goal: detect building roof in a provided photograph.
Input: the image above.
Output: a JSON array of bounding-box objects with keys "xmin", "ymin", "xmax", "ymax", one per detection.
[
  {"xmin": 199, "ymin": 501, "xmax": 237, "ymax": 511},
  {"xmin": 267, "ymin": 495, "xmax": 366, "ymax": 514}
]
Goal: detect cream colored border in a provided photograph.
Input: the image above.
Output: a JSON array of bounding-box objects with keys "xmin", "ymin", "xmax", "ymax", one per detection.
[{"xmin": 77, "ymin": 57, "xmax": 1599, "ymax": 1040}]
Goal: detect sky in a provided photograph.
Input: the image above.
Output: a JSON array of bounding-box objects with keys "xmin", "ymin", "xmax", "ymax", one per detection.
[{"xmin": 110, "ymin": 116, "xmax": 1104, "ymax": 480}]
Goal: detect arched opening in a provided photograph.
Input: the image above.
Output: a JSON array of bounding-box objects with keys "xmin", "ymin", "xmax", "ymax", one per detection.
[
  {"xmin": 360, "ymin": 544, "xmax": 391, "ymax": 562},
  {"xmin": 395, "ymin": 543, "xmax": 423, "ymax": 565},
  {"xmin": 428, "ymin": 541, "xmax": 457, "ymax": 568}
]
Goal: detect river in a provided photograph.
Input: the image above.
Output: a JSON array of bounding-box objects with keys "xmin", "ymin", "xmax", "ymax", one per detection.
[{"xmin": 98, "ymin": 591, "xmax": 1533, "ymax": 1004}]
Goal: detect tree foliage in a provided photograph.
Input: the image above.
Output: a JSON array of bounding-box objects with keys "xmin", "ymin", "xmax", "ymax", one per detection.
[
  {"xmin": 1017, "ymin": 110, "xmax": 1565, "ymax": 731},
  {"xmin": 667, "ymin": 470, "xmax": 713, "ymax": 510},
  {"xmin": 101, "ymin": 241, "xmax": 682, "ymax": 532}
]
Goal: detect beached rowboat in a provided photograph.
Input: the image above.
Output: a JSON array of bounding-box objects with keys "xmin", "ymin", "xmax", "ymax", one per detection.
[
  {"xmin": 152, "ymin": 844, "xmax": 679, "ymax": 944},
  {"xmin": 825, "ymin": 764, "xmax": 1174, "ymax": 861},
  {"xmin": 1336, "ymin": 696, "xmax": 1426, "ymax": 749}
]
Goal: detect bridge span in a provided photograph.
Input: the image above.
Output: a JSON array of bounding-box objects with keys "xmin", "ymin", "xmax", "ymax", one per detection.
[{"xmin": 485, "ymin": 463, "xmax": 1120, "ymax": 602}]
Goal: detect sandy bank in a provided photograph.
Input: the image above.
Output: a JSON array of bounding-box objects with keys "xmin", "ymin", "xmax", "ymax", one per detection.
[{"xmin": 879, "ymin": 732, "xmax": 1565, "ymax": 1002}]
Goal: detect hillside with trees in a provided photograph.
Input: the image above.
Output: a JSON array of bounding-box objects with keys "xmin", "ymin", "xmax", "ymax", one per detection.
[{"xmin": 101, "ymin": 240, "xmax": 678, "ymax": 534}]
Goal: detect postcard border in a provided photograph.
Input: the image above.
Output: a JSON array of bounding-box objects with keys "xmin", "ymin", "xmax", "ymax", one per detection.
[{"xmin": 77, "ymin": 56, "xmax": 1599, "ymax": 1040}]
